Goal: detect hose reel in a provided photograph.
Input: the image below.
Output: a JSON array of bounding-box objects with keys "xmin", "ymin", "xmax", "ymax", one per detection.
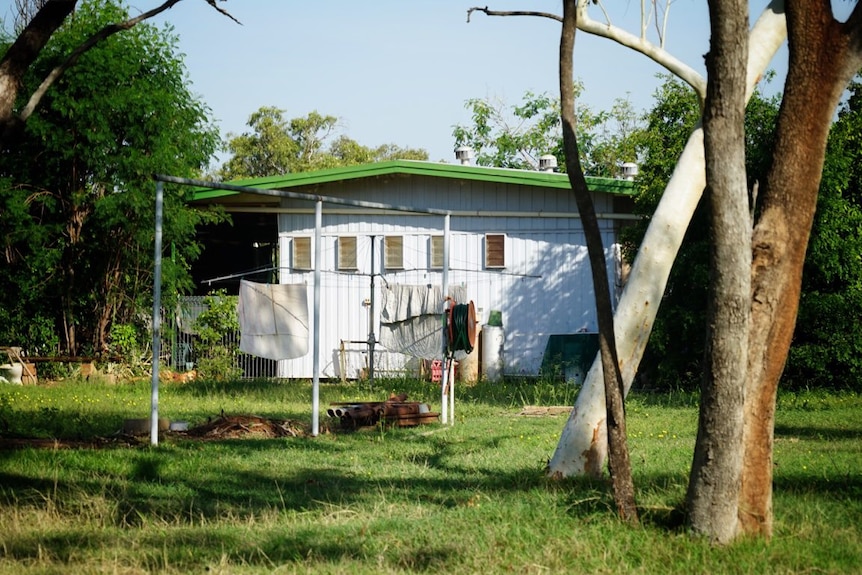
[{"xmin": 447, "ymin": 300, "xmax": 477, "ymax": 354}]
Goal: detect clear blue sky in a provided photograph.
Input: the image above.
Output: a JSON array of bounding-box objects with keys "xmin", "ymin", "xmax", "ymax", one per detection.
[{"xmin": 156, "ymin": 1, "xmax": 784, "ymax": 166}]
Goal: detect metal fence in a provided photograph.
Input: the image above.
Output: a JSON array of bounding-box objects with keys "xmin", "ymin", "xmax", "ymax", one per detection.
[{"xmin": 162, "ymin": 296, "xmax": 277, "ymax": 379}]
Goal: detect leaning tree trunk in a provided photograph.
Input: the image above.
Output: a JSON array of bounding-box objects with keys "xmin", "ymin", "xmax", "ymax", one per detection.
[
  {"xmin": 740, "ymin": 0, "xmax": 862, "ymax": 538},
  {"xmin": 685, "ymin": 0, "xmax": 749, "ymax": 544},
  {"xmin": 547, "ymin": 2, "xmax": 788, "ymax": 479},
  {"xmin": 559, "ymin": 0, "xmax": 637, "ymax": 522}
]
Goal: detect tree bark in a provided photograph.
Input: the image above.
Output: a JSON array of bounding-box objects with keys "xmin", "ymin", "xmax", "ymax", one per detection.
[
  {"xmin": 740, "ymin": 0, "xmax": 862, "ymax": 538},
  {"xmin": 559, "ymin": 0, "xmax": 637, "ymax": 522},
  {"xmin": 685, "ymin": 0, "xmax": 749, "ymax": 544},
  {"xmin": 0, "ymin": 0, "xmax": 78, "ymax": 144},
  {"xmin": 548, "ymin": 2, "xmax": 787, "ymax": 478}
]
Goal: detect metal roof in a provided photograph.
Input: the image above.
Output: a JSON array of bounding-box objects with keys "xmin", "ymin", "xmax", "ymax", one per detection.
[{"xmin": 190, "ymin": 159, "xmax": 634, "ymax": 202}]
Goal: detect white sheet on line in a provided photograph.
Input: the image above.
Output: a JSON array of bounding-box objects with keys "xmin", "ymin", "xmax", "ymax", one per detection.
[{"xmin": 238, "ymin": 280, "xmax": 309, "ymax": 360}]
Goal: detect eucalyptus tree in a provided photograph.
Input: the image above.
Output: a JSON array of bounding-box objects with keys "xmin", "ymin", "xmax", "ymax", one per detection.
[
  {"xmin": 0, "ymin": 0, "xmax": 222, "ymax": 355},
  {"xmin": 468, "ymin": 0, "xmax": 786, "ymax": 485},
  {"xmin": 466, "ymin": 0, "xmax": 862, "ymax": 543},
  {"xmin": 558, "ymin": 0, "xmax": 638, "ymax": 523},
  {"xmin": 219, "ymin": 106, "xmax": 428, "ymax": 180},
  {"xmin": 685, "ymin": 0, "xmax": 749, "ymax": 543},
  {"xmin": 786, "ymin": 80, "xmax": 862, "ymax": 392},
  {"xmin": 740, "ymin": 0, "xmax": 862, "ymax": 538},
  {"xmin": 625, "ymin": 76, "xmax": 780, "ymax": 391}
]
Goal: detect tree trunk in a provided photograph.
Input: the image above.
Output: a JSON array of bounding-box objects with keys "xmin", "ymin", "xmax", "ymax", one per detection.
[
  {"xmin": 685, "ymin": 0, "xmax": 749, "ymax": 544},
  {"xmin": 0, "ymin": 0, "xmax": 77, "ymax": 143},
  {"xmin": 547, "ymin": 2, "xmax": 788, "ymax": 479},
  {"xmin": 559, "ymin": 0, "xmax": 637, "ymax": 522},
  {"xmin": 740, "ymin": 0, "xmax": 862, "ymax": 538}
]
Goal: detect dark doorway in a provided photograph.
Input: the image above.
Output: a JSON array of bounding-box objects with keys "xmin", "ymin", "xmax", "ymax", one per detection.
[{"xmin": 192, "ymin": 212, "xmax": 278, "ymax": 295}]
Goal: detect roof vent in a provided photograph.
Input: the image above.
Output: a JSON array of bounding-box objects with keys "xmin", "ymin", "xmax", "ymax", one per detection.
[
  {"xmin": 455, "ymin": 146, "xmax": 473, "ymax": 165},
  {"xmin": 621, "ymin": 162, "xmax": 638, "ymax": 180},
  {"xmin": 538, "ymin": 154, "xmax": 558, "ymax": 172}
]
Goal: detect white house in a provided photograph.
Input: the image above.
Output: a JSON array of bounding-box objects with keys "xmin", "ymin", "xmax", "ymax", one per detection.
[{"xmin": 187, "ymin": 159, "xmax": 636, "ymax": 381}]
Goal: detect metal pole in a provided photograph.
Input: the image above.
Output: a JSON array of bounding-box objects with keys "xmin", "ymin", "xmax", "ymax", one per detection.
[
  {"xmin": 150, "ymin": 181, "xmax": 164, "ymax": 446},
  {"xmin": 449, "ymin": 357, "xmax": 455, "ymax": 424},
  {"xmin": 312, "ymin": 200, "xmax": 322, "ymax": 436},
  {"xmin": 368, "ymin": 235, "xmax": 375, "ymax": 382},
  {"xmin": 440, "ymin": 214, "xmax": 451, "ymax": 424}
]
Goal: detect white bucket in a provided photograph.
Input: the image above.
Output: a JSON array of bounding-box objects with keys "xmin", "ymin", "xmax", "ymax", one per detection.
[
  {"xmin": 0, "ymin": 363, "xmax": 24, "ymax": 385},
  {"xmin": 482, "ymin": 325, "xmax": 505, "ymax": 382}
]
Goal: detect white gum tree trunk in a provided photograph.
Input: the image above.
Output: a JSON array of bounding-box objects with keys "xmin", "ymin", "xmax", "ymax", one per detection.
[{"xmin": 547, "ymin": 2, "xmax": 788, "ymax": 479}]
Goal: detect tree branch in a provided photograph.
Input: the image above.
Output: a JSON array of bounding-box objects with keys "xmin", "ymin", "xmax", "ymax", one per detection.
[
  {"xmin": 575, "ymin": 1, "xmax": 706, "ymax": 100},
  {"xmin": 466, "ymin": 7, "xmax": 561, "ymax": 23},
  {"xmin": 0, "ymin": 0, "xmax": 76, "ymax": 132},
  {"xmin": 467, "ymin": 2, "xmax": 706, "ymax": 102},
  {"xmin": 18, "ymin": 0, "xmax": 241, "ymax": 123}
]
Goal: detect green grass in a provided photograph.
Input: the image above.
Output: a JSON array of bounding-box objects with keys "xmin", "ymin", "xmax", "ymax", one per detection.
[{"xmin": 0, "ymin": 377, "xmax": 859, "ymax": 574}]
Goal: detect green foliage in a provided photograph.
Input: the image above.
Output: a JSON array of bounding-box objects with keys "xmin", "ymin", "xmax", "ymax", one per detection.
[
  {"xmin": 108, "ymin": 321, "xmax": 151, "ymax": 376},
  {"xmin": 453, "ymin": 91, "xmax": 565, "ymax": 170},
  {"xmin": 0, "ymin": 382, "xmax": 859, "ymax": 573},
  {"xmin": 192, "ymin": 290, "xmax": 242, "ymax": 381},
  {"xmin": 219, "ymin": 107, "xmax": 428, "ymax": 180},
  {"xmin": 628, "ymin": 76, "xmax": 784, "ymax": 391},
  {"xmin": 452, "ymin": 86, "xmax": 642, "ymax": 177},
  {"xmin": 0, "ymin": 0, "xmax": 224, "ymax": 356},
  {"xmin": 629, "ymin": 75, "xmax": 862, "ymax": 392}
]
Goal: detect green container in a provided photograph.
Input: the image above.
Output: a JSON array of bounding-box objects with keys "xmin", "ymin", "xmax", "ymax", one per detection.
[
  {"xmin": 487, "ymin": 310, "xmax": 503, "ymax": 327},
  {"xmin": 540, "ymin": 333, "xmax": 600, "ymax": 384}
]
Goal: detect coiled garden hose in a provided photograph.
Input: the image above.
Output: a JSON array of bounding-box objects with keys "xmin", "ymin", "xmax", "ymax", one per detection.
[{"xmin": 447, "ymin": 300, "xmax": 477, "ymax": 354}]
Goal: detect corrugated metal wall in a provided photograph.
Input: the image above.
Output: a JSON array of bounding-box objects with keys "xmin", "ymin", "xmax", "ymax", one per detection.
[
  {"xmin": 270, "ymin": 175, "xmax": 623, "ymax": 380},
  {"xmin": 167, "ymin": 175, "xmax": 627, "ymax": 381}
]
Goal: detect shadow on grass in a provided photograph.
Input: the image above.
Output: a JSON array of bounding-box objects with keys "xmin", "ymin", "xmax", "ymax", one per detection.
[
  {"xmin": 775, "ymin": 423, "xmax": 862, "ymax": 441},
  {"xmin": 2, "ymin": 424, "xmax": 858, "ymax": 570}
]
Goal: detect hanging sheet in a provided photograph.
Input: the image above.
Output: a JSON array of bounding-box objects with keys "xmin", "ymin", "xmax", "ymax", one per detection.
[
  {"xmin": 379, "ymin": 284, "xmax": 467, "ymax": 360},
  {"xmin": 238, "ymin": 280, "xmax": 309, "ymax": 360}
]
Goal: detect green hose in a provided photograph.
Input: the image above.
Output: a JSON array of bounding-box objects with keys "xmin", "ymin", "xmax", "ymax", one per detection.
[{"xmin": 448, "ymin": 302, "xmax": 476, "ymax": 354}]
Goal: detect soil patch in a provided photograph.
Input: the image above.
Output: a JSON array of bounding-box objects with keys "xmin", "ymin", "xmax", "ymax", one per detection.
[{"xmin": 0, "ymin": 413, "xmax": 316, "ymax": 450}]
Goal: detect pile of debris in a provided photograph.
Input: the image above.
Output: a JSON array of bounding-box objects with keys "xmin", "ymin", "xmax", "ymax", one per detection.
[
  {"xmin": 327, "ymin": 393, "xmax": 438, "ymax": 429},
  {"xmin": 183, "ymin": 413, "xmax": 311, "ymax": 439}
]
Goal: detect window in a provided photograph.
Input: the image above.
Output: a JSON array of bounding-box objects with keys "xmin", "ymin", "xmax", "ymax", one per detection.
[
  {"xmin": 384, "ymin": 236, "xmax": 404, "ymax": 270},
  {"xmin": 485, "ymin": 233, "xmax": 506, "ymax": 269},
  {"xmin": 338, "ymin": 236, "xmax": 358, "ymax": 270},
  {"xmin": 430, "ymin": 235, "xmax": 444, "ymax": 269},
  {"xmin": 292, "ymin": 236, "xmax": 312, "ymax": 270}
]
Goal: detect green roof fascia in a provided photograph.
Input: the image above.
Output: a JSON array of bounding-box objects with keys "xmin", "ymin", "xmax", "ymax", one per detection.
[{"xmin": 190, "ymin": 160, "xmax": 634, "ymax": 201}]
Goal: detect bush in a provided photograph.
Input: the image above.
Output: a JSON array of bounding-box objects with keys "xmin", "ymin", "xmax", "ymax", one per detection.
[{"xmin": 193, "ymin": 290, "xmax": 242, "ymax": 381}]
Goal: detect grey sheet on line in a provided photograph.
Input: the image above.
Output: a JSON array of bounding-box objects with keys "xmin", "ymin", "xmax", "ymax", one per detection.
[{"xmin": 378, "ymin": 284, "xmax": 467, "ymax": 360}]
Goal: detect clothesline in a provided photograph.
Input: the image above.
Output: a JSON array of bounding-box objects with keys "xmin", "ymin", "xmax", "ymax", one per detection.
[{"xmin": 200, "ymin": 266, "xmax": 542, "ymax": 286}]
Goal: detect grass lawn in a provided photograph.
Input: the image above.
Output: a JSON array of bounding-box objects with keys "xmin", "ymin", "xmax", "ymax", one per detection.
[{"xmin": 0, "ymin": 376, "xmax": 859, "ymax": 574}]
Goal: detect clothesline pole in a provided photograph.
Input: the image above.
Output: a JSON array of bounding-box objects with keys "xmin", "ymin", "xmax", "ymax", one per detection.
[
  {"xmin": 312, "ymin": 200, "xmax": 322, "ymax": 436},
  {"xmin": 440, "ymin": 214, "xmax": 451, "ymax": 425},
  {"xmin": 150, "ymin": 181, "xmax": 164, "ymax": 446},
  {"xmin": 448, "ymin": 357, "xmax": 455, "ymax": 424}
]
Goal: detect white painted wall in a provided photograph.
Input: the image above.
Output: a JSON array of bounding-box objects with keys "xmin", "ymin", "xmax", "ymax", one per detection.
[{"xmin": 272, "ymin": 176, "xmax": 625, "ymax": 379}]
